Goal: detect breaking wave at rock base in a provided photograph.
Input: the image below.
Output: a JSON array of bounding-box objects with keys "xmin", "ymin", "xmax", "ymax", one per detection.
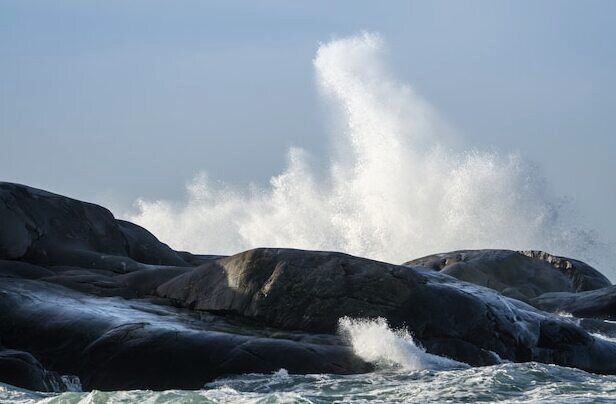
[{"xmin": 7, "ymin": 362, "xmax": 616, "ymax": 403}]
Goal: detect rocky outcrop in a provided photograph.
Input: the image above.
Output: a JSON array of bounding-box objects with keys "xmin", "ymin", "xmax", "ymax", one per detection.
[
  {"xmin": 530, "ymin": 286, "xmax": 616, "ymax": 320},
  {"xmin": 405, "ymin": 249, "xmax": 610, "ymax": 302},
  {"xmin": 2, "ymin": 182, "xmax": 616, "ymax": 392},
  {"xmin": 0, "ymin": 278, "xmax": 369, "ymax": 391},
  {"xmin": 0, "ymin": 348, "xmax": 67, "ymax": 392},
  {"xmin": 0, "ymin": 183, "xmax": 369, "ymax": 391},
  {"xmin": 518, "ymin": 250, "xmax": 610, "ymax": 292},
  {"xmin": 0, "ymin": 182, "xmax": 190, "ymax": 269},
  {"xmin": 155, "ymin": 248, "xmax": 616, "ymax": 372}
]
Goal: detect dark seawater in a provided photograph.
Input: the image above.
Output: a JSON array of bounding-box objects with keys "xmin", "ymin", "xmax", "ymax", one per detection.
[{"xmin": 4, "ymin": 363, "xmax": 616, "ymax": 403}]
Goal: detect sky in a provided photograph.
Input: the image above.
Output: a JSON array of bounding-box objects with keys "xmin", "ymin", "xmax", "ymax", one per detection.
[{"xmin": 1, "ymin": 1, "xmax": 615, "ymax": 253}]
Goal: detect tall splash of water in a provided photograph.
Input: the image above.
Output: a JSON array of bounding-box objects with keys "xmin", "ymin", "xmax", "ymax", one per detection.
[{"xmin": 130, "ymin": 32, "xmax": 602, "ymax": 267}]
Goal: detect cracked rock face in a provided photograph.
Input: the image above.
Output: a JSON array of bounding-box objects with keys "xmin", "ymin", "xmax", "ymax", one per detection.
[{"xmin": 2, "ymin": 182, "xmax": 616, "ymax": 392}]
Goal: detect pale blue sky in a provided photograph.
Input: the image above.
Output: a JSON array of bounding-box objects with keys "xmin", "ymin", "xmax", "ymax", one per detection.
[{"xmin": 2, "ymin": 1, "xmax": 615, "ymax": 247}]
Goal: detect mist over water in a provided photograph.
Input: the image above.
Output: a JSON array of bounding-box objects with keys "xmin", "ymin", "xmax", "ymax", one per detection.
[{"xmin": 131, "ymin": 32, "xmax": 604, "ymax": 269}]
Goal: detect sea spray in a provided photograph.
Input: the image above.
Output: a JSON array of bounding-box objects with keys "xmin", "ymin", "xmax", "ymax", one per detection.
[
  {"xmin": 130, "ymin": 32, "xmax": 605, "ymax": 271},
  {"xmin": 337, "ymin": 317, "xmax": 467, "ymax": 370}
]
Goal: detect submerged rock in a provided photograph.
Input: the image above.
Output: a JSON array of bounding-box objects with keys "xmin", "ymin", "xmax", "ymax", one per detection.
[{"xmin": 1, "ymin": 182, "xmax": 616, "ymax": 391}]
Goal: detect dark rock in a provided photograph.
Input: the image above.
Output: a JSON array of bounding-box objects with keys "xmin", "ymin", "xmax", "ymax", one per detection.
[
  {"xmin": 0, "ymin": 260, "xmax": 53, "ymax": 279},
  {"xmin": 578, "ymin": 318, "xmax": 616, "ymax": 337},
  {"xmin": 157, "ymin": 249, "xmax": 426, "ymax": 332},
  {"xmin": 176, "ymin": 251, "xmax": 227, "ymax": 266},
  {"xmin": 405, "ymin": 249, "xmax": 610, "ymax": 301},
  {"xmin": 531, "ymin": 286, "xmax": 616, "ymax": 320},
  {"xmin": 116, "ymin": 220, "xmax": 188, "ymax": 267},
  {"xmin": 156, "ymin": 247, "xmax": 616, "ymax": 373},
  {"xmin": 0, "ymin": 278, "xmax": 370, "ymax": 391},
  {"xmin": 519, "ymin": 250, "xmax": 611, "ymax": 292},
  {"xmin": 0, "ymin": 182, "xmax": 190, "ymax": 269},
  {"xmin": 2, "ymin": 182, "xmax": 616, "ymax": 392},
  {"xmin": 0, "ymin": 349, "xmax": 66, "ymax": 392},
  {"xmin": 421, "ymin": 338, "xmax": 500, "ymax": 367}
]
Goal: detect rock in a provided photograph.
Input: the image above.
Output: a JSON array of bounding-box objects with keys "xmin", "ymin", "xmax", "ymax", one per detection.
[
  {"xmin": 518, "ymin": 250, "xmax": 611, "ymax": 292},
  {"xmin": 531, "ymin": 286, "xmax": 616, "ymax": 320},
  {"xmin": 156, "ymin": 248, "xmax": 616, "ymax": 374},
  {"xmin": 116, "ymin": 220, "xmax": 189, "ymax": 266},
  {"xmin": 0, "ymin": 260, "xmax": 54, "ymax": 279},
  {"xmin": 0, "ymin": 205, "xmax": 31, "ymax": 259},
  {"xmin": 2, "ymin": 182, "xmax": 616, "ymax": 391},
  {"xmin": 0, "ymin": 182, "xmax": 190, "ymax": 269},
  {"xmin": 0, "ymin": 278, "xmax": 370, "ymax": 391},
  {"xmin": 0, "ymin": 348, "xmax": 66, "ymax": 392},
  {"xmin": 157, "ymin": 248, "xmax": 427, "ymax": 333},
  {"xmin": 578, "ymin": 318, "xmax": 616, "ymax": 337},
  {"xmin": 405, "ymin": 249, "xmax": 610, "ymax": 301}
]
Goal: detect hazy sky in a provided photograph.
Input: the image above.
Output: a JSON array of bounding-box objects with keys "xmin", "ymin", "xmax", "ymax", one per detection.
[{"xmin": 2, "ymin": 1, "xmax": 615, "ymax": 248}]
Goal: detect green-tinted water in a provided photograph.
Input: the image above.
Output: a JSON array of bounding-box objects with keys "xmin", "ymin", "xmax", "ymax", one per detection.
[{"xmin": 4, "ymin": 363, "xmax": 616, "ymax": 404}]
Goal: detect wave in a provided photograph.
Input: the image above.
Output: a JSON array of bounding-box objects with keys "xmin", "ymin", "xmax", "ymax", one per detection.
[
  {"xmin": 338, "ymin": 317, "xmax": 466, "ymax": 370},
  {"xmin": 7, "ymin": 363, "xmax": 616, "ymax": 403},
  {"xmin": 129, "ymin": 32, "xmax": 605, "ymax": 271}
]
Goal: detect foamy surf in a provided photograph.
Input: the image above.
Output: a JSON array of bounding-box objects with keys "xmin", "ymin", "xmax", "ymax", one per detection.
[
  {"xmin": 129, "ymin": 32, "xmax": 607, "ymax": 273},
  {"xmin": 10, "ymin": 363, "xmax": 616, "ymax": 403},
  {"xmin": 338, "ymin": 317, "xmax": 468, "ymax": 370}
]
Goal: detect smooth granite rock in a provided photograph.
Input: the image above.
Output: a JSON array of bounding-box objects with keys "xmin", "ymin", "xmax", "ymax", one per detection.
[
  {"xmin": 0, "ymin": 348, "xmax": 66, "ymax": 392},
  {"xmin": 405, "ymin": 249, "xmax": 610, "ymax": 301},
  {"xmin": 531, "ymin": 286, "xmax": 616, "ymax": 320},
  {"xmin": 0, "ymin": 278, "xmax": 370, "ymax": 391},
  {"xmin": 0, "ymin": 182, "xmax": 190, "ymax": 270},
  {"xmin": 155, "ymin": 248, "xmax": 616, "ymax": 373},
  {"xmin": 1, "ymin": 182, "xmax": 616, "ymax": 392}
]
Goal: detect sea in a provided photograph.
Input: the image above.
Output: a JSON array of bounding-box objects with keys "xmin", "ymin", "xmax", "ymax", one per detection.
[{"xmin": 4, "ymin": 364, "xmax": 616, "ymax": 403}]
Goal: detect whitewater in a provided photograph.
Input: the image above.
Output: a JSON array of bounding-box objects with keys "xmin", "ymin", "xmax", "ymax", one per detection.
[
  {"xmin": 129, "ymin": 32, "xmax": 607, "ymax": 274},
  {"xmin": 7, "ymin": 365, "xmax": 616, "ymax": 403}
]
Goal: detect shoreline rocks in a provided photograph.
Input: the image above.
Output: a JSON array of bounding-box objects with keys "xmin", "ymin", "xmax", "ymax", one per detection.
[
  {"xmin": 405, "ymin": 249, "xmax": 611, "ymax": 302},
  {"xmin": 1, "ymin": 182, "xmax": 616, "ymax": 391}
]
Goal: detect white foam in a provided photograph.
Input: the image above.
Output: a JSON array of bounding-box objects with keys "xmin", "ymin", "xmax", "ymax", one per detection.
[
  {"xmin": 60, "ymin": 376, "xmax": 82, "ymax": 393},
  {"xmin": 591, "ymin": 333, "xmax": 616, "ymax": 343},
  {"xmin": 129, "ymin": 32, "xmax": 606, "ymax": 271},
  {"xmin": 338, "ymin": 317, "xmax": 466, "ymax": 370}
]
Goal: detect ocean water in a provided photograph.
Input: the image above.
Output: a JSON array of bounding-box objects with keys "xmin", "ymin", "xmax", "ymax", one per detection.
[
  {"xmin": 4, "ymin": 318, "xmax": 616, "ymax": 403},
  {"xmin": 5, "ymin": 364, "xmax": 616, "ymax": 404}
]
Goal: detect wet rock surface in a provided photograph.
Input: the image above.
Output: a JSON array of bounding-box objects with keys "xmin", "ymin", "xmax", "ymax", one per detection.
[
  {"xmin": 2, "ymin": 182, "xmax": 616, "ymax": 392},
  {"xmin": 530, "ymin": 286, "xmax": 616, "ymax": 320},
  {"xmin": 405, "ymin": 249, "xmax": 611, "ymax": 301},
  {"xmin": 0, "ymin": 348, "xmax": 66, "ymax": 392}
]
